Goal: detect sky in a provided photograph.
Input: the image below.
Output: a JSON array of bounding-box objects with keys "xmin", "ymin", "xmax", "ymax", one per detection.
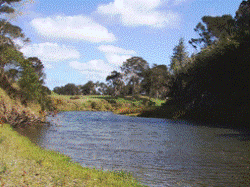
[{"xmin": 10, "ymin": 0, "xmax": 243, "ymax": 90}]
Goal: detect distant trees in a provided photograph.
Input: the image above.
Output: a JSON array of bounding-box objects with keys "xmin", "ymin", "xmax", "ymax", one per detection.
[
  {"xmin": 121, "ymin": 57, "xmax": 149, "ymax": 95},
  {"xmin": 141, "ymin": 64, "xmax": 170, "ymax": 99},
  {"xmin": 80, "ymin": 81, "xmax": 96, "ymax": 95},
  {"xmin": 53, "ymin": 81, "xmax": 98, "ymax": 95},
  {"xmin": 106, "ymin": 71, "xmax": 124, "ymax": 96},
  {"xmin": 53, "ymin": 83, "xmax": 79, "ymax": 95}
]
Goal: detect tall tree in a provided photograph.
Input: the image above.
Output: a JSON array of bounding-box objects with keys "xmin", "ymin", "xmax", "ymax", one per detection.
[
  {"xmin": 235, "ymin": 0, "xmax": 250, "ymax": 31},
  {"xmin": 141, "ymin": 64, "xmax": 170, "ymax": 99},
  {"xmin": 96, "ymin": 82, "xmax": 108, "ymax": 95},
  {"xmin": 170, "ymin": 38, "xmax": 189, "ymax": 75},
  {"xmin": 80, "ymin": 81, "xmax": 96, "ymax": 95},
  {"xmin": 0, "ymin": 0, "xmax": 28, "ymax": 47},
  {"xmin": 121, "ymin": 57, "xmax": 149, "ymax": 95},
  {"xmin": 28, "ymin": 57, "xmax": 45, "ymax": 82},
  {"xmin": 63, "ymin": 83, "xmax": 79, "ymax": 95},
  {"xmin": 18, "ymin": 60, "xmax": 42, "ymax": 104},
  {"xmin": 189, "ymin": 15, "xmax": 235, "ymax": 50},
  {"xmin": 106, "ymin": 71, "xmax": 124, "ymax": 96}
]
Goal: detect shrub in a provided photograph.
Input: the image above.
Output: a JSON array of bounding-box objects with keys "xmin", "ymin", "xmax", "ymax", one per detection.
[
  {"xmin": 90, "ymin": 101, "xmax": 97, "ymax": 109},
  {"xmin": 70, "ymin": 96, "xmax": 80, "ymax": 100}
]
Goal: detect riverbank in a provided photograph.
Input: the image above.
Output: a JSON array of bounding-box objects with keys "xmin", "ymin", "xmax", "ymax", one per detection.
[
  {"xmin": 51, "ymin": 94, "xmax": 165, "ymax": 116},
  {"xmin": 138, "ymin": 100, "xmax": 250, "ymax": 132},
  {"xmin": 0, "ymin": 123, "xmax": 145, "ymax": 186}
]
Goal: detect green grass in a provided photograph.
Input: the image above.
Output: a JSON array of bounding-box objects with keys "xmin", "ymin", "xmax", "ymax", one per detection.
[
  {"xmin": 51, "ymin": 94, "xmax": 165, "ymax": 116},
  {"xmin": 0, "ymin": 124, "xmax": 146, "ymax": 186}
]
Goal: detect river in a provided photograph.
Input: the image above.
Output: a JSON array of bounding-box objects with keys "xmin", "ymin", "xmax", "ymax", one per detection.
[{"xmin": 18, "ymin": 111, "xmax": 250, "ymax": 186}]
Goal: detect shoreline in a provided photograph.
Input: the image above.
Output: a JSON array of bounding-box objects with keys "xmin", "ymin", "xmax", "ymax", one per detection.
[{"xmin": 0, "ymin": 123, "xmax": 146, "ymax": 186}]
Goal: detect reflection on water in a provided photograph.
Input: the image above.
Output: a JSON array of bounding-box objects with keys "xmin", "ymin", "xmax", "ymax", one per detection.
[{"xmin": 18, "ymin": 111, "xmax": 250, "ymax": 186}]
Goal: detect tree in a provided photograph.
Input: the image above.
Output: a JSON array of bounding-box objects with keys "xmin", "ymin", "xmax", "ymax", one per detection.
[
  {"xmin": 0, "ymin": 0, "xmax": 22, "ymax": 14},
  {"xmin": 235, "ymin": 0, "xmax": 250, "ymax": 31},
  {"xmin": 0, "ymin": 0, "xmax": 28, "ymax": 47},
  {"xmin": 28, "ymin": 57, "xmax": 45, "ymax": 81},
  {"xmin": 80, "ymin": 81, "xmax": 96, "ymax": 95},
  {"xmin": 53, "ymin": 86, "xmax": 62, "ymax": 95},
  {"xmin": 141, "ymin": 64, "xmax": 170, "ymax": 98},
  {"xmin": 52, "ymin": 83, "xmax": 80, "ymax": 95},
  {"xmin": 0, "ymin": 0, "xmax": 28, "ymax": 80},
  {"xmin": 18, "ymin": 61, "xmax": 42, "ymax": 104},
  {"xmin": 106, "ymin": 71, "xmax": 124, "ymax": 96},
  {"xmin": 121, "ymin": 57, "xmax": 149, "ymax": 95},
  {"xmin": 63, "ymin": 83, "xmax": 79, "ymax": 95},
  {"xmin": 189, "ymin": 15, "xmax": 235, "ymax": 50},
  {"xmin": 96, "ymin": 82, "xmax": 108, "ymax": 95},
  {"xmin": 170, "ymin": 38, "xmax": 189, "ymax": 75}
]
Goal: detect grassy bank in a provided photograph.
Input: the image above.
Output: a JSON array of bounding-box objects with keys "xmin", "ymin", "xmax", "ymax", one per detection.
[
  {"xmin": 0, "ymin": 123, "xmax": 145, "ymax": 186},
  {"xmin": 51, "ymin": 93, "xmax": 165, "ymax": 116}
]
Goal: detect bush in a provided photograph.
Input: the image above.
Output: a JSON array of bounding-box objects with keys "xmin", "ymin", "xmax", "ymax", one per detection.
[
  {"xmin": 70, "ymin": 96, "xmax": 80, "ymax": 100},
  {"xmin": 90, "ymin": 101, "xmax": 97, "ymax": 109}
]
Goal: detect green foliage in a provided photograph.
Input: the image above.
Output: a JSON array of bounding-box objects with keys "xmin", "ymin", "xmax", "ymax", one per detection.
[
  {"xmin": 141, "ymin": 64, "xmax": 170, "ymax": 99},
  {"xmin": 53, "ymin": 83, "xmax": 80, "ymax": 95},
  {"xmin": 189, "ymin": 15, "xmax": 235, "ymax": 50},
  {"xmin": 90, "ymin": 101, "xmax": 97, "ymax": 109},
  {"xmin": 80, "ymin": 81, "xmax": 96, "ymax": 95},
  {"xmin": 235, "ymin": 0, "xmax": 250, "ymax": 31},
  {"xmin": 121, "ymin": 57, "xmax": 149, "ymax": 95},
  {"xmin": 170, "ymin": 38, "xmax": 189, "ymax": 75},
  {"xmin": 0, "ymin": 44, "xmax": 24, "ymax": 68},
  {"xmin": 18, "ymin": 61, "xmax": 42, "ymax": 102},
  {"xmin": 106, "ymin": 71, "xmax": 124, "ymax": 96},
  {"xmin": 70, "ymin": 96, "xmax": 80, "ymax": 100}
]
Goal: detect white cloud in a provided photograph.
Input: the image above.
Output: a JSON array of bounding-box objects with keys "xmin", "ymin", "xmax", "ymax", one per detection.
[
  {"xmin": 69, "ymin": 60, "xmax": 111, "ymax": 73},
  {"xmin": 98, "ymin": 45, "xmax": 136, "ymax": 54},
  {"xmin": 69, "ymin": 60, "xmax": 118, "ymax": 81},
  {"xmin": 98, "ymin": 45, "xmax": 135, "ymax": 65},
  {"xmin": 20, "ymin": 42, "xmax": 80, "ymax": 62},
  {"xmin": 31, "ymin": 15, "xmax": 116, "ymax": 42},
  {"xmin": 105, "ymin": 54, "xmax": 132, "ymax": 66},
  {"xmin": 97, "ymin": 0, "xmax": 181, "ymax": 28},
  {"xmin": 173, "ymin": 0, "xmax": 188, "ymax": 5}
]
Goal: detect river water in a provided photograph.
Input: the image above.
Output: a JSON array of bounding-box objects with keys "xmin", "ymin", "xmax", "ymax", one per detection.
[{"xmin": 19, "ymin": 111, "xmax": 250, "ymax": 186}]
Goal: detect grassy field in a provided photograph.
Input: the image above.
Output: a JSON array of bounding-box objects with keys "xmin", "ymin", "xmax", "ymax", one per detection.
[
  {"xmin": 51, "ymin": 94, "xmax": 165, "ymax": 116},
  {"xmin": 0, "ymin": 123, "xmax": 146, "ymax": 186}
]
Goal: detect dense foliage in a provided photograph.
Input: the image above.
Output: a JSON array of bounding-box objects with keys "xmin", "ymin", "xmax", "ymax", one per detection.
[{"xmin": 159, "ymin": 0, "xmax": 250, "ymax": 129}]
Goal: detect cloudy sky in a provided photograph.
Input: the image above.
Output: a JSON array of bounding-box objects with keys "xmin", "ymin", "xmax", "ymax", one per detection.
[{"xmin": 12, "ymin": 0, "xmax": 242, "ymax": 90}]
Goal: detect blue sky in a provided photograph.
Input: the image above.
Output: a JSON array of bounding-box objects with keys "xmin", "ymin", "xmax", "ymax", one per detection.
[{"xmin": 11, "ymin": 0, "xmax": 242, "ymax": 90}]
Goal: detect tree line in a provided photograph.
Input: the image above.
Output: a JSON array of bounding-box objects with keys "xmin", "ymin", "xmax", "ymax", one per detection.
[{"xmin": 53, "ymin": 58, "xmax": 171, "ymax": 99}]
